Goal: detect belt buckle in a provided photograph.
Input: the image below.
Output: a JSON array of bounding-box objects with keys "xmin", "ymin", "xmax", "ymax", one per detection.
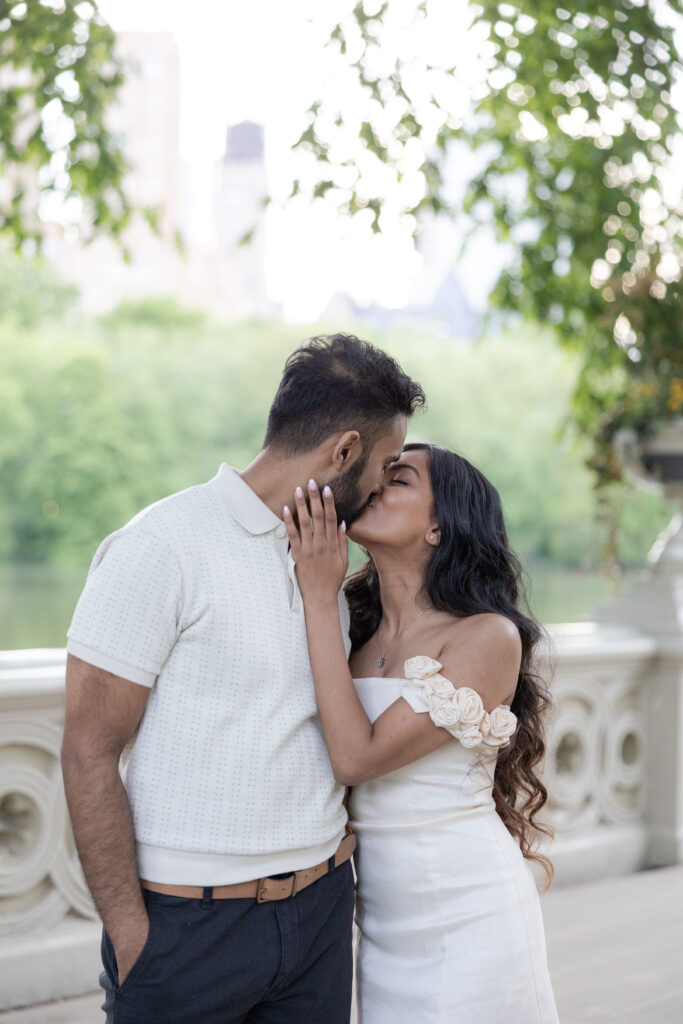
[{"xmin": 256, "ymin": 873, "xmax": 296, "ymax": 904}]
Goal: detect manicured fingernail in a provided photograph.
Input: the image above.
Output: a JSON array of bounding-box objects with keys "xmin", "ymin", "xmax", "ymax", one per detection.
[
  {"xmin": 341, "ymin": 521, "xmax": 347, "ymax": 532},
  {"xmin": 323, "ymin": 485, "xmax": 332, "ymax": 497},
  {"xmin": 283, "ymin": 505, "xmax": 291, "ymax": 517},
  {"xmin": 308, "ymin": 478, "xmax": 317, "ymax": 490},
  {"xmin": 296, "ymin": 486, "xmax": 304, "ymax": 499}
]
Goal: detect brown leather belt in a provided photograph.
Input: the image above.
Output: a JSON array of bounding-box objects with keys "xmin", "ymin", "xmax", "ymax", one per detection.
[{"xmin": 141, "ymin": 828, "xmax": 356, "ymax": 904}]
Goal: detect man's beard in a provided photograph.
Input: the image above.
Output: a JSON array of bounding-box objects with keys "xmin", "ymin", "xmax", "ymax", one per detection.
[{"xmin": 327, "ymin": 455, "xmax": 372, "ymax": 528}]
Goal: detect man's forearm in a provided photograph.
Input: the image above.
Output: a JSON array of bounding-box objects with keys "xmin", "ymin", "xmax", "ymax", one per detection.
[{"xmin": 62, "ymin": 753, "xmax": 147, "ymax": 944}]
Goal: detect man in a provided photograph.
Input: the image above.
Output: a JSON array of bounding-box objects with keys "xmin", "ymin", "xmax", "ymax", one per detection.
[{"xmin": 61, "ymin": 333, "xmax": 425, "ymax": 1024}]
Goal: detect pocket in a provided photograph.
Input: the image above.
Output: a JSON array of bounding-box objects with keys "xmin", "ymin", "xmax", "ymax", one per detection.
[{"xmin": 115, "ymin": 904, "xmax": 159, "ymax": 995}]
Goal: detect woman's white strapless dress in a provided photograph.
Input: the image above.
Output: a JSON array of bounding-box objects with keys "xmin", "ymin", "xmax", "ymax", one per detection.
[{"xmin": 349, "ymin": 656, "xmax": 559, "ymax": 1024}]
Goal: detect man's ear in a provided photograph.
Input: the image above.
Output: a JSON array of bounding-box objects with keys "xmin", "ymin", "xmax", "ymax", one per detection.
[{"xmin": 330, "ymin": 430, "xmax": 363, "ymax": 472}]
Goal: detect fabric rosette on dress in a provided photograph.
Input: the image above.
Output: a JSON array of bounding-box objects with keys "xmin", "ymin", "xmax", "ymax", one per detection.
[{"xmin": 400, "ymin": 655, "xmax": 517, "ymax": 749}]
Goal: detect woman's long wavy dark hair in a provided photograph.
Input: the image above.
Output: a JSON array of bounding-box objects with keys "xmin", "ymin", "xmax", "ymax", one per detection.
[{"xmin": 344, "ymin": 443, "xmax": 553, "ymax": 884}]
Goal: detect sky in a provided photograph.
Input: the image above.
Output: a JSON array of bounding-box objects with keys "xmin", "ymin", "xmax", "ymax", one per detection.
[
  {"xmin": 97, "ymin": 0, "xmax": 682, "ymax": 322},
  {"xmin": 97, "ymin": 0, "xmax": 501, "ymax": 320}
]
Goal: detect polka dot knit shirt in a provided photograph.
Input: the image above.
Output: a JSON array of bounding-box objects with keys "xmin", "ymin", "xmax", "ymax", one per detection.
[{"xmin": 67, "ymin": 464, "xmax": 351, "ymax": 884}]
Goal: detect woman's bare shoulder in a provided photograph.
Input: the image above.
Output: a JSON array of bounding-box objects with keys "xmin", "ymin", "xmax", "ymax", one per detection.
[
  {"xmin": 436, "ymin": 611, "xmax": 521, "ymax": 650},
  {"xmin": 433, "ymin": 613, "xmax": 522, "ymax": 708}
]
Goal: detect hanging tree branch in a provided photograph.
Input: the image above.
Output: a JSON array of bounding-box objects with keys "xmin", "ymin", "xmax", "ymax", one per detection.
[{"xmin": 293, "ymin": 0, "xmax": 683, "ymax": 489}]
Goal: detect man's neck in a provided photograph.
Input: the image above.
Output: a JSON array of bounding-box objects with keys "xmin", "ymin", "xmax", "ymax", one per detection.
[{"xmin": 239, "ymin": 448, "xmax": 320, "ymax": 520}]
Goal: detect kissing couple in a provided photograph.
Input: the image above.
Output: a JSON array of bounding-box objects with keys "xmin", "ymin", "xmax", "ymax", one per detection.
[{"xmin": 62, "ymin": 333, "xmax": 559, "ymax": 1023}]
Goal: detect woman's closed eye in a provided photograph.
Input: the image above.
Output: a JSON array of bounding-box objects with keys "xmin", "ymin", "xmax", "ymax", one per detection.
[{"xmin": 390, "ymin": 477, "xmax": 409, "ymax": 486}]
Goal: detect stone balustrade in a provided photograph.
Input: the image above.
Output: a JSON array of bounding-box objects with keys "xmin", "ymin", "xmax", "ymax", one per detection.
[
  {"xmin": 0, "ymin": 650, "xmax": 100, "ymax": 1010},
  {"xmin": 539, "ymin": 623, "xmax": 655, "ymax": 885}
]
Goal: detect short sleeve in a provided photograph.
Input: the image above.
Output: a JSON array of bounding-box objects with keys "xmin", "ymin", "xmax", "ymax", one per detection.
[{"xmin": 67, "ymin": 526, "xmax": 183, "ymax": 687}]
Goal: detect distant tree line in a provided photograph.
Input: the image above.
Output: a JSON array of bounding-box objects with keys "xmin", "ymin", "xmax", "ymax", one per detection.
[{"xmin": 0, "ymin": 260, "xmax": 672, "ymax": 567}]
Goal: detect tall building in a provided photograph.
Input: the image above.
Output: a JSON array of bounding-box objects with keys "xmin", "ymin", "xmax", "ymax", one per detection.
[
  {"xmin": 108, "ymin": 32, "xmax": 181, "ymax": 234},
  {"xmin": 45, "ymin": 34, "xmax": 262, "ymax": 319},
  {"xmin": 214, "ymin": 121, "xmax": 269, "ymax": 315}
]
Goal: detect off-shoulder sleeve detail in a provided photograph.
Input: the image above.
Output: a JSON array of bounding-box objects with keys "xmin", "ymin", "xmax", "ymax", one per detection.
[
  {"xmin": 404, "ymin": 655, "xmax": 443, "ymax": 680},
  {"xmin": 400, "ymin": 657, "xmax": 517, "ymax": 750},
  {"xmin": 401, "ymin": 681, "xmax": 431, "ymax": 714}
]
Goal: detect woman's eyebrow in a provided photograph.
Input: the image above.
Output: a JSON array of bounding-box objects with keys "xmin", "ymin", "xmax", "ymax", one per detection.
[{"xmin": 389, "ymin": 462, "xmax": 420, "ymax": 477}]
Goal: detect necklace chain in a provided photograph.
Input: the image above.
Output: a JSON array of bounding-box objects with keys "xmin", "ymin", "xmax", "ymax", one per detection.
[{"xmin": 376, "ymin": 609, "xmax": 427, "ymax": 668}]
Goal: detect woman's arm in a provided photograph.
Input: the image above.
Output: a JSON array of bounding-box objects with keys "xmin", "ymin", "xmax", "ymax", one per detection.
[
  {"xmin": 285, "ymin": 481, "xmax": 452, "ymax": 785},
  {"xmin": 286, "ymin": 481, "xmax": 523, "ymax": 784}
]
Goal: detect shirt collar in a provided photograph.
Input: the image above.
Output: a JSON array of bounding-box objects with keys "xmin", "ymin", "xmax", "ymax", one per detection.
[{"xmin": 211, "ymin": 464, "xmax": 283, "ymax": 536}]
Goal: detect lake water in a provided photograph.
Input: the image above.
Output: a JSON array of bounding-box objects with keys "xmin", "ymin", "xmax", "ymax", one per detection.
[{"xmin": 0, "ymin": 561, "xmax": 638, "ymax": 651}]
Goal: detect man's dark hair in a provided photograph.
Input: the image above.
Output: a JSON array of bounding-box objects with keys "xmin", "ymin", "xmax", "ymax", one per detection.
[{"xmin": 264, "ymin": 333, "xmax": 425, "ymax": 453}]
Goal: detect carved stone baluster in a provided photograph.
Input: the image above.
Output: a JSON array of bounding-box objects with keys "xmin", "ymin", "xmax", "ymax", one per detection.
[
  {"xmin": 597, "ymin": 511, "xmax": 683, "ymax": 866},
  {"xmin": 0, "ymin": 652, "xmax": 100, "ymax": 1011}
]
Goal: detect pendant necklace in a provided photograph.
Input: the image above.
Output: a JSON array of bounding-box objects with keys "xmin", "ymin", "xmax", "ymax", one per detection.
[{"xmin": 376, "ymin": 609, "xmax": 427, "ymax": 668}]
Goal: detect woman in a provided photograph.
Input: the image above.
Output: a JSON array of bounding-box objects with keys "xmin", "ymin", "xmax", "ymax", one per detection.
[{"xmin": 283, "ymin": 443, "xmax": 558, "ymax": 1024}]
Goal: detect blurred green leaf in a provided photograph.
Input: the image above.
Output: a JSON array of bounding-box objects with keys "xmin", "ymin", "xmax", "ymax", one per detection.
[
  {"xmin": 291, "ymin": 0, "xmax": 683, "ymax": 498},
  {"xmin": 0, "ymin": 0, "xmax": 152, "ymax": 249}
]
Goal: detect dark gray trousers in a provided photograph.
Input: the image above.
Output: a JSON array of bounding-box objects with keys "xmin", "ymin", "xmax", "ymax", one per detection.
[{"xmin": 100, "ymin": 860, "xmax": 354, "ymax": 1024}]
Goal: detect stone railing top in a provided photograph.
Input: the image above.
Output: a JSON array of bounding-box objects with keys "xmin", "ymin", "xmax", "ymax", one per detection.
[
  {"xmin": 0, "ymin": 648, "xmax": 66, "ymax": 670},
  {"xmin": 0, "ymin": 649, "xmax": 68, "ymax": 710},
  {"xmin": 0, "ymin": 666, "xmax": 66, "ymax": 709},
  {"xmin": 545, "ymin": 622, "xmax": 657, "ymax": 665},
  {"xmin": 0, "ymin": 627, "xmax": 660, "ymax": 704}
]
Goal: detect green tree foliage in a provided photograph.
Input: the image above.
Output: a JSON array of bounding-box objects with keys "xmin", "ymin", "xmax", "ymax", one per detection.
[
  {"xmin": 99, "ymin": 297, "xmax": 208, "ymax": 332},
  {"xmin": 0, "ymin": 248, "xmax": 78, "ymax": 325},
  {"xmin": 0, "ymin": 295, "xmax": 672, "ymax": 568},
  {"xmin": 0, "ymin": 0, "xmax": 134, "ymax": 249},
  {"xmin": 292, "ymin": 0, "xmax": 683, "ymax": 489}
]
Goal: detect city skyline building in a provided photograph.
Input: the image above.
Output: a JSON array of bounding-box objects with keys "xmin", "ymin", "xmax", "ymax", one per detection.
[
  {"xmin": 45, "ymin": 33, "xmax": 270, "ymax": 320},
  {"xmin": 40, "ymin": 23, "xmax": 497, "ymax": 328},
  {"xmin": 213, "ymin": 122, "xmax": 270, "ymax": 315}
]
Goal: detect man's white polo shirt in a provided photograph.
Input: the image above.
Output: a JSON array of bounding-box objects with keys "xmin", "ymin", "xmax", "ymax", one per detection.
[{"xmin": 67, "ymin": 464, "xmax": 350, "ymax": 884}]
